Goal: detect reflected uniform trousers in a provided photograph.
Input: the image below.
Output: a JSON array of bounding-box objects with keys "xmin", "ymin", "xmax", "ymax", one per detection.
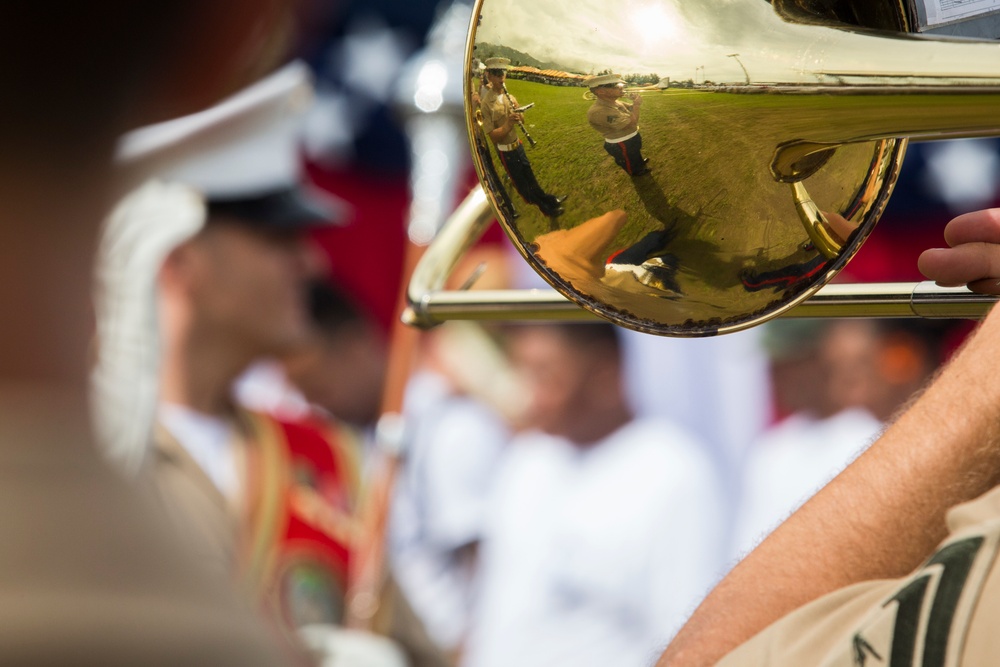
[
  {"xmin": 497, "ymin": 142, "xmax": 562, "ymax": 216},
  {"xmin": 604, "ymin": 133, "xmax": 646, "ymax": 176}
]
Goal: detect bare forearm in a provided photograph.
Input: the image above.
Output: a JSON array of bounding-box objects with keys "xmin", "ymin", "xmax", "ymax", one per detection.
[{"xmin": 659, "ymin": 305, "xmax": 1000, "ymax": 667}]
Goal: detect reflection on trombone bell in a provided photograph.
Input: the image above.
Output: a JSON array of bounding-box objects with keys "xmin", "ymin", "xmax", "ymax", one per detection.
[{"xmin": 447, "ymin": 0, "xmax": 1000, "ymax": 337}]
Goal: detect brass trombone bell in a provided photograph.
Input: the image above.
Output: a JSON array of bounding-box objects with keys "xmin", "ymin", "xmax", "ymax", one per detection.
[{"xmin": 405, "ymin": 0, "xmax": 1000, "ymax": 336}]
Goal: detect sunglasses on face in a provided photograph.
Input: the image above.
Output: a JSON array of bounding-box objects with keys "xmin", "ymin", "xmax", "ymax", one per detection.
[{"xmin": 487, "ymin": 69, "xmax": 506, "ymax": 76}]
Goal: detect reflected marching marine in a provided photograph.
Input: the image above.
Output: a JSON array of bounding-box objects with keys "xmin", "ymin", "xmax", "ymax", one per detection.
[
  {"xmin": 585, "ymin": 73, "xmax": 650, "ymax": 177},
  {"xmin": 479, "ymin": 56, "xmax": 566, "ymax": 220}
]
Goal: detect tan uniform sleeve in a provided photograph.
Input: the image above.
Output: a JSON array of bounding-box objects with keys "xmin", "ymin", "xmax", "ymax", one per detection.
[
  {"xmin": 718, "ymin": 490, "xmax": 1000, "ymax": 666},
  {"xmin": 480, "ymin": 97, "xmax": 498, "ymax": 136},
  {"xmin": 716, "ymin": 581, "xmax": 898, "ymax": 666}
]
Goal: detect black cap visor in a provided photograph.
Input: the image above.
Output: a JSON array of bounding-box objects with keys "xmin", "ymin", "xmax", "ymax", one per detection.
[{"xmin": 207, "ymin": 186, "xmax": 349, "ymax": 229}]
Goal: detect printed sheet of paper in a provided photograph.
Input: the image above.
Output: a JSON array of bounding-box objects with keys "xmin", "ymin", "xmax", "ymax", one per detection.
[{"xmin": 920, "ymin": 0, "xmax": 1000, "ymax": 26}]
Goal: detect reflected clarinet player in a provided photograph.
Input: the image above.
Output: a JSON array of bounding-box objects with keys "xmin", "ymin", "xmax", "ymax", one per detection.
[{"xmin": 479, "ymin": 56, "xmax": 567, "ymax": 219}]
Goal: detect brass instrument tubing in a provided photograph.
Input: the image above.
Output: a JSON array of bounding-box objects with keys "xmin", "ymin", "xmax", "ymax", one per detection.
[
  {"xmin": 406, "ymin": 187, "xmax": 998, "ymax": 327},
  {"xmin": 403, "ymin": 185, "xmax": 499, "ymax": 328}
]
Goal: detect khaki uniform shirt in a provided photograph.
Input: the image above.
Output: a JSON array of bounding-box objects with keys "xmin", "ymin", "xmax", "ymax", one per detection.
[
  {"xmin": 718, "ymin": 484, "xmax": 1000, "ymax": 666},
  {"xmin": 480, "ymin": 86, "xmax": 518, "ymax": 146},
  {"xmin": 151, "ymin": 421, "xmax": 243, "ymax": 579},
  {"xmin": 587, "ymin": 97, "xmax": 638, "ymax": 142}
]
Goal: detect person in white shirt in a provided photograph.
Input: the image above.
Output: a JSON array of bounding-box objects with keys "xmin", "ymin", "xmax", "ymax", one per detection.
[
  {"xmin": 462, "ymin": 322, "xmax": 729, "ymax": 667},
  {"xmin": 390, "ymin": 366, "xmax": 510, "ymax": 652},
  {"xmin": 387, "ymin": 317, "xmax": 521, "ymax": 654}
]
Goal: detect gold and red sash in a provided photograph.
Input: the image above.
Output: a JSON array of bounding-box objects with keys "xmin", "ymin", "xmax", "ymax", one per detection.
[{"xmin": 237, "ymin": 410, "xmax": 361, "ymax": 630}]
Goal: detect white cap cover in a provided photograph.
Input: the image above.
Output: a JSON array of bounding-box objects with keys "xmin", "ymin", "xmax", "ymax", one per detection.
[{"xmin": 117, "ymin": 61, "xmax": 314, "ymax": 200}]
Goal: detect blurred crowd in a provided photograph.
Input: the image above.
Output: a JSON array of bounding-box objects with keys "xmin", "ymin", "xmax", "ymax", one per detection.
[{"xmin": 13, "ymin": 0, "xmax": 996, "ymax": 665}]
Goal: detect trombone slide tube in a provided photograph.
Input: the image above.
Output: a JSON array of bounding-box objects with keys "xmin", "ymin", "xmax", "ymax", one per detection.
[
  {"xmin": 785, "ymin": 282, "xmax": 997, "ymax": 319},
  {"xmin": 410, "ymin": 270, "xmax": 997, "ymax": 327}
]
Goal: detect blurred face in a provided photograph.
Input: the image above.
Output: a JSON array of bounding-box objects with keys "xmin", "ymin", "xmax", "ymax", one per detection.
[
  {"xmin": 507, "ymin": 327, "xmax": 597, "ymax": 436},
  {"xmin": 594, "ymin": 83, "xmax": 625, "ymax": 101},
  {"xmin": 180, "ymin": 218, "xmax": 326, "ymax": 355},
  {"xmin": 769, "ymin": 354, "xmax": 827, "ymax": 417},
  {"xmin": 282, "ymin": 324, "xmax": 387, "ymax": 427},
  {"xmin": 486, "ymin": 69, "xmax": 506, "ymax": 89},
  {"xmin": 822, "ymin": 320, "xmax": 881, "ymax": 414}
]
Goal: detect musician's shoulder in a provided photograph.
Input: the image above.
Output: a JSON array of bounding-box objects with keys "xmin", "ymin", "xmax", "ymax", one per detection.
[{"xmin": 720, "ymin": 488, "xmax": 1000, "ymax": 666}]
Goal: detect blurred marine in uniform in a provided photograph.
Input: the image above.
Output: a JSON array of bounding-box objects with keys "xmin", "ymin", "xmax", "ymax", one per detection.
[
  {"xmin": 585, "ymin": 73, "xmax": 649, "ymax": 177},
  {"xmin": 479, "ymin": 56, "xmax": 566, "ymax": 218},
  {"xmin": 95, "ymin": 62, "xmax": 449, "ymax": 667}
]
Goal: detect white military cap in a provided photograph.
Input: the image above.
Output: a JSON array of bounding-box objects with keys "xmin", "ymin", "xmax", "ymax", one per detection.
[
  {"xmin": 117, "ymin": 60, "xmax": 346, "ymax": 228},
  {"xmin": 585, "ymin": 73, "xmax": 627, "ymax": 88},
  {"xmin": 484, "ymin": 57, "xmax": 511, "ymax": 70}
]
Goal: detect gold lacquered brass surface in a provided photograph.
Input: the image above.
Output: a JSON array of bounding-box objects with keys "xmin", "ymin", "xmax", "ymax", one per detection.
[{"xmin": 465, "ymin": 0, "xmax": 1000, "ymax": 336}]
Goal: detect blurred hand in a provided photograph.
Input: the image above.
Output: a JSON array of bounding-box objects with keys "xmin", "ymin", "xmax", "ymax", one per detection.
[
  {"xmin": 918, "ymin": 207, "xmax": 1000, "ymax": 295},
  {"xmin": 298, "ymin": 625, "xmax": 409, "ymax": 667}
]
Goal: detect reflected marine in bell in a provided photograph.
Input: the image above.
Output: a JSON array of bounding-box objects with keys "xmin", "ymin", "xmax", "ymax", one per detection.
[
  {"xmin": 479, "ymin": 56, "xmax": 567, "ymax": 219},
  {"xmin": 586, "ymin": 73, "xmax": 650, "ymax": 177}
]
